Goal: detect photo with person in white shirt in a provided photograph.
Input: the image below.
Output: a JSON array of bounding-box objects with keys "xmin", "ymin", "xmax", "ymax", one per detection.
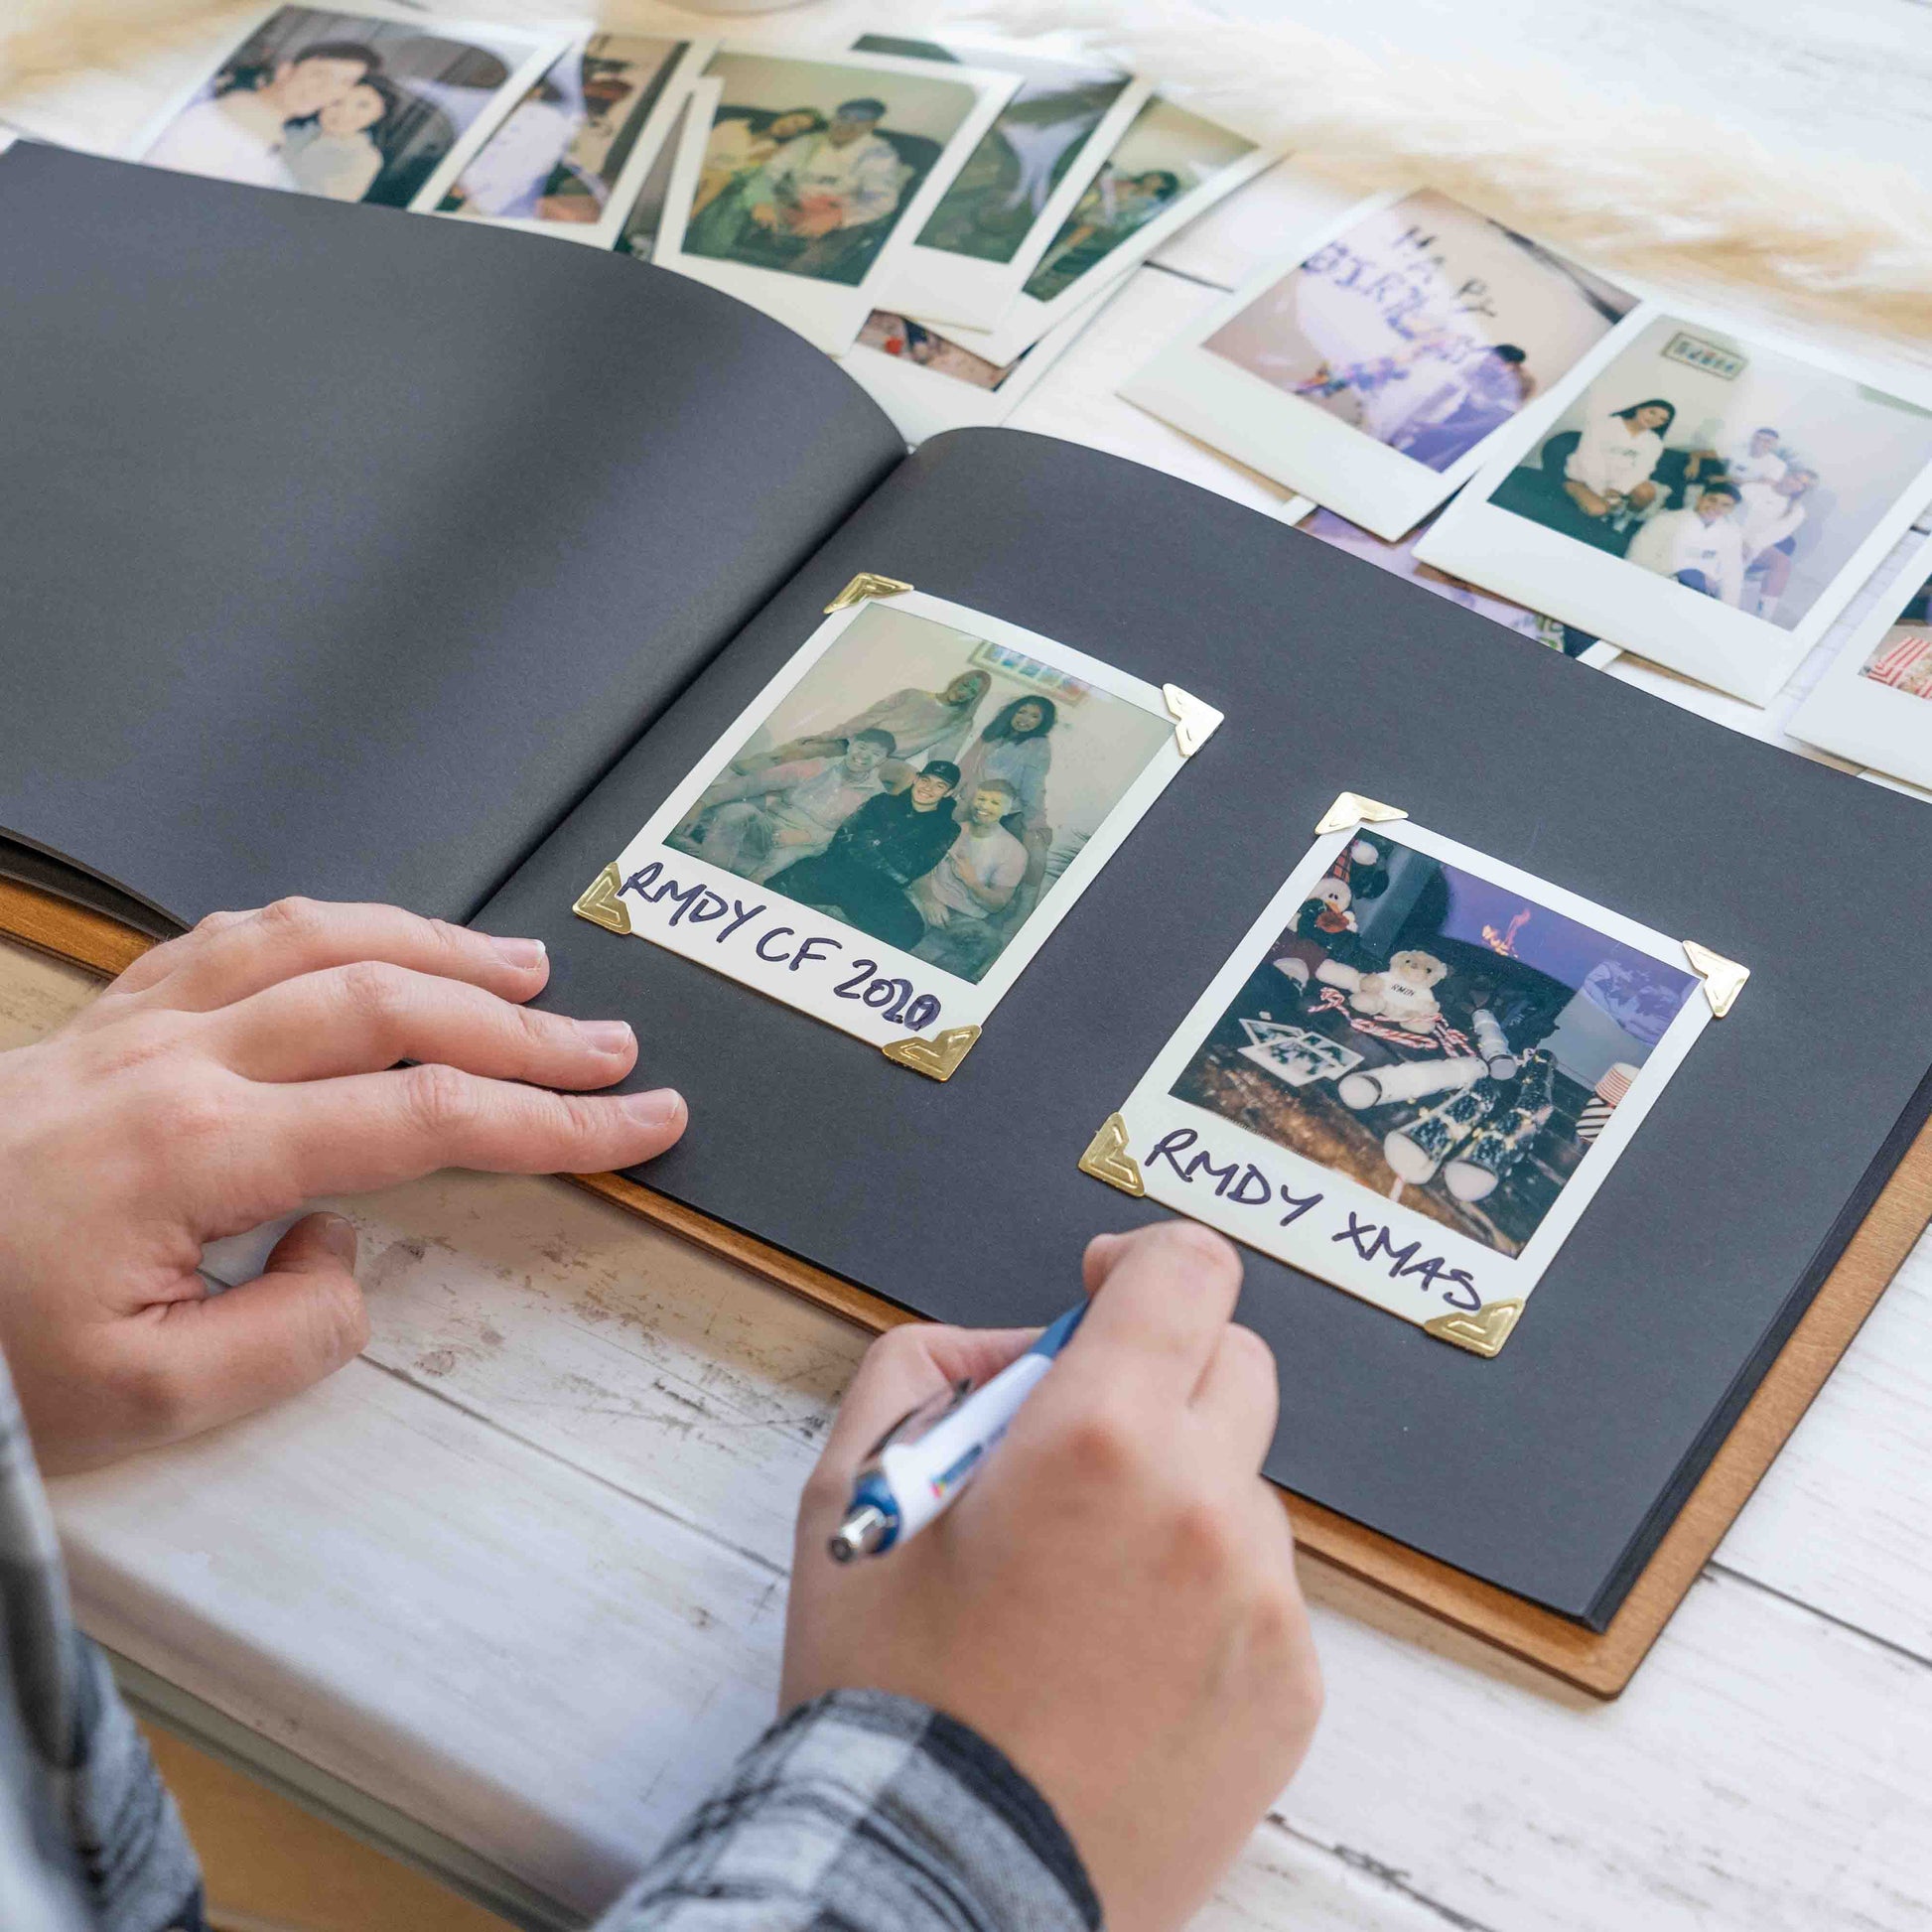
[
  {"xmin": 669, "ymin": 601, "xmax": 1173, "ymax": 981},
  {"xmin": 1486, "ymin": 316, "xmax": 1932, "ymax": 630}
]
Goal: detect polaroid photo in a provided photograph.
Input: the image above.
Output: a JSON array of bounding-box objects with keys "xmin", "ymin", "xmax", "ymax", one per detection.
[
  {"xmin": 1090, "ymin": 806, "xmax": 1726, "ymax": 1347},
  {"xmin": 421, "ymin": 32, "xmax": 712, "ymax": 245},
  {"xmin": 1285, "ymin": 502, "xmax": 1620, "ymax": 667},
  {"xmin": 652, "ymin": 46, "xmax": 1020, "ymax": 354},
  {"xmin": 849, "ymin": 35, "xmax": 1151, "ymax": 331},
  {"xmin": 1119, "ymin": 190, "xmax": 1638, "ymax": 541},
  {"xmin": 838, "ymin": 287, "xmax": 1108, "ymax": 443},
  {"xmin": 1415, "ymin": 308, "xmax": 1932, "ymax": 705},
  {"xmin": 592, "ymin": 585, "xmax": 1213, "ymax": 1072},
  {"xmin": 1789, "ymin": 529, "xmax": 1932, "ymax": 788},
  {"xmin": 130, "ymin": 3, "xmax": 568, "ymax": 211},
  {"xmin": 614, "ymin": 82, "xmax": 714, "ymax": 263},
  {"xmin": 916, "ymin": 94, "xmax": 1275, "ymax": 368}
]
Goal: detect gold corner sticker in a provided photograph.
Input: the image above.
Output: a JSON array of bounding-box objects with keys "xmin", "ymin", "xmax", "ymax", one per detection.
[
  {"xmin": 1314, "ymin": 791, "xmax": 1410, "ymax": 837},
  {"xmin": 1682, "ymin": 940, "xmax": 1748, "ymax": 1019},
  {"xmin": 573, "ymin": 862, "xmax": 630, "ymax": 936},
  {"xmin": 1424, "ymin": 1299, "xmax": 1523, "ymax": 1357},
  {"xmin": 881, "ymin": 1024, "xmax": 979, "ymax": 1081},
  {"xmin": 1078, "ymin": 1113, "xmax": 1145, "ymax": 1196},
  {"xmin": 824, "ymin": 572, "xmax": 914, "ymax": 615},
  {"xmin": 1162, "ymin": 684, "xmax": 1222, "ymax": 758}
]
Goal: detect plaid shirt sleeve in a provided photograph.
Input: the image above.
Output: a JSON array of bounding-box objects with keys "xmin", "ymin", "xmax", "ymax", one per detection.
[{"xmin": 596, "ymin": 1689, "xmax": 1102, "ymax": 1932}]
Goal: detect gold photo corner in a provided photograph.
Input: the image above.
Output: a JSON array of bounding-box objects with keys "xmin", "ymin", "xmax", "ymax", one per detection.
[
  {"xmin": 1315, "ymin": 791, "xmax": 1410, "ymax": 837},
  {"xmin": 573, "ymin": 862, "xmax": 630, "ymax": 936},
  {"xmin": 824, "ymin": 572, "xmax": 914, "ymax": 615},
  {"xmin": 1682, "ymin": 940, "xmax": 1749, "ymax": 1018},
  {"xmin": 881, "ymin": 1024, "xmax": 980, "ymax": 1081},
  {"xmin": 1424, "ymin": 1299, "xmax": 1523, "ymax": 1357},
  {"xmin": 1079, "ymin": 1113, "xmax": 1145, "ymax": 1196}
]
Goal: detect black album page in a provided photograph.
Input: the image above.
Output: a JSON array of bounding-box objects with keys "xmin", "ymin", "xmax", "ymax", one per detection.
[
  {"xmin": 483, "ymin": 427, "xmax": 1932, "ymax": 1625},
  {"xmin": 0, "ymin": 145, "xmax": 902, "ymax": 927}
]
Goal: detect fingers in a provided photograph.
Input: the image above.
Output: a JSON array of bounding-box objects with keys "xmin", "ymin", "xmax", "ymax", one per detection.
[
  {"xmin": 209, "ymin": 962, "xmax": 637, "ymax": 1087},
  {"xmin": 1062, "ymin": 1222, "xmax": 1244, "ymax": 1407},
  {"xmin": 248, "ymin": 1064, "xmax": 687, "ymax": 1199},
  {"xmin": 108, "ymin": 899, "xmax": 550, "ymax": 1014},
  {"xmin": 1191, "ymin": 1323, "xmax": 1281, "ymax": 1469}
]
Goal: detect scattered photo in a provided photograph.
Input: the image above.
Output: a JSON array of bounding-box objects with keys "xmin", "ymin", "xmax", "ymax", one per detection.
[
  {"xmin": 1121, "ymin": 191, "xmax": 1634, "ymax": 539},
  {"xmin": 1102, "ymin": 815, "xmax": 1714, "ymax": 1332},
  {"xmin": 853, "ymin": 35, "xmax": 1148, "ymax": 329},
  {"xmin": 919, "ymin": 95, "xmax": 1270, "ymax": 368},
  {"xmin": 431, "ymin": 33, "xmax": 708, "ymax": 247},
  {"xmin": 606, "ymin": 589, "xmax": 1208, "ymax": 1056},
  {"xmin": 1291, "ymin": 505, "xmax": 1617, "ymax": 664},
  {"xmin": 654, "ymin": 47, "xmax": 1018, "ymax": 353},
  {"xmin": 616, "ymin": 85, "xmax": 712, "ymax": 262},
  {"xmin": 1789, "ymin": 530, "xmax": 1932, "ymax": 789},
  {"xmin": 1419, "ymin": 311, "xmax": 1932, "ymax": 703},
  {"xmin": 135, "ymin": 4, "xmax": 562, "ymax": 210}
]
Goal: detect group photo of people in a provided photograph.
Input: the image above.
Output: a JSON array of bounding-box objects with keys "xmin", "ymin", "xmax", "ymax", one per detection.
[
  {"xmin": 667, "ymin": 604, "xmax": 1173, "ymax": 983},
  {"xmin": 1203, "ymin": 190, "xmax": 1636, "ymax": 477},
  {"xmin": 1169, "ymin": 833, "xmax": 1698, "ymax": 1257},
  {"xmin": 438, "ymin": 33, "xmax": 687, "ymax": 228},
  {"xmin": 682, "ymin": 53, "xmax": 979, "ymax": 287},
  {"xmin": 140, "ymin": 5, "xmax": 547, "ymax": 208},
  {"xmin": 1489, "ymin": 317, "xmax": 1932, "ymax": 630}
]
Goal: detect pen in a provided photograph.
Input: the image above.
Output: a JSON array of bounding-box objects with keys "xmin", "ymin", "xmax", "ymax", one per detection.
[{"xmin": 828, "ymin": 1303, "xmax": 1088, "ymax": 1562}]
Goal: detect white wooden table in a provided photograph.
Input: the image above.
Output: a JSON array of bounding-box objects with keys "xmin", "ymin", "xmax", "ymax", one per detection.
[{"xmin": 7, "ymin": 3, "xmax": 1932, "ymax": 1927}]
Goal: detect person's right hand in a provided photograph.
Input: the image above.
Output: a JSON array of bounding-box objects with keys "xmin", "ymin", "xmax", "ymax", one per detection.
[
  {"xmin": 783, "ymin": 1223, "xmax": 1322, "ymax": 1932},
  {"xmin": 749, "ymin": 202, "xmax": 779, "ymax": 227}
]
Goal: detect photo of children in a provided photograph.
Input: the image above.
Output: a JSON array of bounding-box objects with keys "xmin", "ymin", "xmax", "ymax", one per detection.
[
  {"xmin": 1202, "ymin": 192, "xmax": 1634, "ymax": 476},
  {"xmin": 1486, "ymin": 318, "xmax": 1932, "ymax": 631},
  {"xmin": 439, "ymin": 34, "xmax": 689, "ymax": 227},
  {"xmin": 1857, "ymin": 569, "xmax": 1932, "ymax": 696},
  {"xmin": 1169, "ymin": 829, "xmax": 1700, "ymax": 1257},
  {"xmin": 681, "ymin": 54, "xmax": 983, "ymax": 288},
  {"xmin": 139, "ymin": 6, "xmax": 555, "ymax": 208},
  {"xmin": 666, "ymin": 601, "xmax": 1173, "ymax": 982}
]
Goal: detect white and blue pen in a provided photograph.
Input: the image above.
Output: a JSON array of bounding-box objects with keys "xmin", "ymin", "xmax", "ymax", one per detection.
[{"xmin": 829, "ymin": 1304, "xmax": 1087, "ymax": 1562}]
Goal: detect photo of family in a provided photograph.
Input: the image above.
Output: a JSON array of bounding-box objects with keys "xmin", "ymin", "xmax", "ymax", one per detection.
[
  {"xmin": 1167, "ymin": 829, "xmax": 1700, "ymax": 1258},
  {"xmin": 1484, "ymin": 317, "xmax": 1932, "ymax": 631},
  {"xmin": 139, "ymin": 5, "xmax": 557, "ymax": 208},
  {"xmin": 1202, "ymin": 192, "xmax": 1633, "ymax": 477},
  {"xmin": 438, "ymin": 34, "xmax": 692, "ymax": 231},
  {"xmin": 680, "ymin": 53, "xmax": 985, "ymax": 288},
  {"xmin": 665, "ymin": 600, "xmax": 1175, "ymax": 983}
]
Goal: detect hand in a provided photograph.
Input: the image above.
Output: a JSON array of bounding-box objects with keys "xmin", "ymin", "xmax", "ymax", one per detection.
[
  {"xmin": 0, "ymin": 899, "xmax": 686, "ymax": 1473},
  {"xmin": 784, "ymin": 1224, "xmax": 1321, "ymax": 1932},
  {"xmin": 749, "ymin": 202, "xmax": 779, "ymax": 227}
]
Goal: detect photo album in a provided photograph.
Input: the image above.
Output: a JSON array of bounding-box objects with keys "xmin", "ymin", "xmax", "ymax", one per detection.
[{"xmin": 5, "ymin": 8, "xmax": 1932, "ymax": 1689}]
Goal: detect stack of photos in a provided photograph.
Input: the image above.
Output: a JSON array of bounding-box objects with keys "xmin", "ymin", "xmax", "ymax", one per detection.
[
  {"xmin": 852, "ymin": 36, "xmax": 1151, "ymax": 331},
  {"xmin": 653, "ymin": 47, "xmax": 1020, "ymax": 353},
  {"xmin": 1100, "ymin": 814, "xmax": 1717, "ymax": 1338},
  {"xmin": 1287, "ymin": 504, "xmax": 1618, "ymax": 665},
  {"xmin": 1121, "ymin": 189, "xmax": 1638, "ymax": 539},
  {"xmin": 604, "ymin": 587, "xmax": 1212, "ymax": 1058},
  {"xmin": 1791, "ymin": 531, "xmax": 1932, "ymax": 789},
  {"xmin": 1417, "ymin": 313, "xmax": 1932, "ymax": 704},
  {"xmin": 134, "ymin": 3, "xmax": 565, "ymax": 210},
  {"xmin": 434, "ymin": 34, "xmax": 710, "ymax": 250}
]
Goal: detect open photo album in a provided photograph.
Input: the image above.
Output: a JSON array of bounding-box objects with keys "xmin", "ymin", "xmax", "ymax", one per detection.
[{"xmin": 6, "ymin": 142, "xmax": 1932, "ymax": 1667}]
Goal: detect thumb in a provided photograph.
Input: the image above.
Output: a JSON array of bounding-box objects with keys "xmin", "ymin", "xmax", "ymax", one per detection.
[{"xmin": 143, "ymin": 1213, "xmax": 369, "ymax": 1447}]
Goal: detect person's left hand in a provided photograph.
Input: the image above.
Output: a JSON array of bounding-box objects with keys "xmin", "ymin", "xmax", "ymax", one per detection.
[{"xmin": 0, "ymin": 898, "xmax": 686, "ymax": 1473}]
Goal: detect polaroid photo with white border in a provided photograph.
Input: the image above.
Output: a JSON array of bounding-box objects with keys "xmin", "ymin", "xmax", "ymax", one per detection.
[
  {"xmin": 916, "ymin": 93, "xmax": 1276, "ymax": 367},
  {"xmin": 652, "ymin": 45, "xmax": 1020, "ymax": 354},
  {"xmin": 129, "ymin": 3, "xmax": 569, "ymax": 212},
  {"xmin": 613, "ymin": 81, "xmax": 716, "ymax": 263},
  {"xmin": 420, "ymin": 32, "xmax": 713, "ymax": 245},
  {"xmin": 850, "ymin": 33, "xmax": 1151, "ymax": 332},
  {"xmin": 1121, "ymin": 189, "xmax": 1639, "ymax": 541},
  {"xmin": 1789, "ymin": 529, "xmax": 1932, "ymax": 788},
  {"xmin": 588, "ymin": 584, "xmax": 1217, "ymax": 1073},
  {"xmin": 1415, "ymin": 307, "xmax": 1932, "ymax": 706},
  {"xmin": 1088, "ymin": 806, "xmax": 1729, "ymax": 1349}
]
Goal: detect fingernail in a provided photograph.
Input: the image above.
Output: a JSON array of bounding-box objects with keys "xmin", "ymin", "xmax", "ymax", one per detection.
[
  {"xmin": 620, "ymin": 1088, "xmax": 685, "ymax": 1131},
  {"xmin": 490, "ymin": 935, "xmax": 547, "ymax": 969},
  {"xmin": 315, "ymin": 1213, "xmax": 358, "ymax": 1265},
  {"xmin": 577, "ymin": 1019, "xmax": 634, "ymax": 1056}
]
